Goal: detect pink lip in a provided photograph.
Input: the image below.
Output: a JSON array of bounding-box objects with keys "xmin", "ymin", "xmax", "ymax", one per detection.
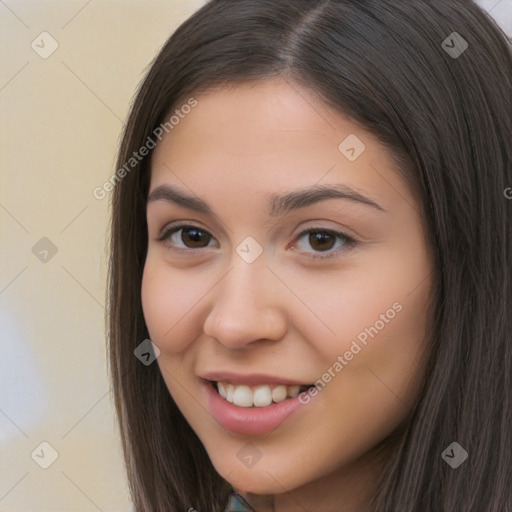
[
  {"xmin": 201, "ymin": 380, "xmax": 308, "ymax": 435},
  {"xmin": 199, "ymin": 371, "xmax": 310, "ymax": 386}
]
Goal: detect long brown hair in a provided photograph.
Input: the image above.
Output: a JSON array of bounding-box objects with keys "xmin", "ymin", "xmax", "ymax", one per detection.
[{"xmin": 107, "ymin": 1, "xmax": 512, "ymax": 510}]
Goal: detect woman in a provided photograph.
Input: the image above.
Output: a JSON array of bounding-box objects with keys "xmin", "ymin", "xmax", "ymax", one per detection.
[{"xmin": 107, "ymin": 0, "xmax": 511, "ymax": 510}]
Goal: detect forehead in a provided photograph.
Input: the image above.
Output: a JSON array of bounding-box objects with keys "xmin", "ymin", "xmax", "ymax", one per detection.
[
  {"xmin": 148, "ymin": 78, "xmax": 408, "ymax": 213},
  {"xmin": 156, "ymin": 79, "xmax": 364, "ymax": 152}
]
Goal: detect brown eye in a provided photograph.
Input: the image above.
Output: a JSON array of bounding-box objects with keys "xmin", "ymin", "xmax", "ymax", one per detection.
[
  {"xmin": 294, "ymin": 228, "xmax": 356, "ymax": 260},
  {"xmin": 159, "ymin": 225, "xmax": 217, "ymax": 250},
  {"xmin": 307, "ymin": 230, "xmax": 337, "ymax": 252},
  {"xmin": 179, "ymin": 227, "xmax": 211, "ymax": 248}
]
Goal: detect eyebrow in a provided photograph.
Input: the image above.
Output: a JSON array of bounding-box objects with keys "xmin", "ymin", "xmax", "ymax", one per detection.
[{"xmin": 147, "ymin": 183, "xmax": 386, "ymax": 215}]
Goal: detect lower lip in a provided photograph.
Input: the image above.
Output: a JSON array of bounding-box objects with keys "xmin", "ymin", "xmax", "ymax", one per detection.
[{"xmin": 202, "ymin": 380, "xmax": 308, "ymax": 436}]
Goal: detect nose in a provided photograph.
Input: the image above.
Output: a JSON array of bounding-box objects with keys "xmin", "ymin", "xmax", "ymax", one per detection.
[{"xmin": 203, "ymin": 256, "xmax": 288, "ymax": 349}]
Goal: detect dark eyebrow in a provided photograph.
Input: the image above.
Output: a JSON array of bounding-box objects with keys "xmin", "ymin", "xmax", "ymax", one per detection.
[
  {"xmin": 147, "ymin": 185, "xmax": 212, "ymax": 214},
  {"xmin": 267, "ymin": 183, "xmax": 386, "ymax": 215},
  {"xmin": 146, "ymin": 183, "xmax": 386, "ymax": 215}
]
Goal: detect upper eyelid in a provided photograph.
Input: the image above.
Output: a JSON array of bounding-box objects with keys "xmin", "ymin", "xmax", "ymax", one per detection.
[
  {"xmin": 158, "ymin": 222, "xmax": 352, "ymax": 239},
  {"xmin": 148, "ymin": 198, "xmax": 371, "ymax": 239}
]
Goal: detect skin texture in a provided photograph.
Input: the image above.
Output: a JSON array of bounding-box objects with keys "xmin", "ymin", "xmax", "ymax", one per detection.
[{"xmin": 141, "ymin": 78, "xmax": 433, "ymax": 511}]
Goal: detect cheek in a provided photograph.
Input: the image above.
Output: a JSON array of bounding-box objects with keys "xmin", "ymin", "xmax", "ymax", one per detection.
[
  {"xmin": 284, "ymin": 240, "xmax": 432, "ymax": 404},
  {"xmin": 141, "ymin": 260, "xmax": 167, "ymax": 342},
  {"xmin": 141, "ymin": 258, "xmax": 203, "ymax": 351},
  {"xmin": 285, "ymin": 269, "xmax": 429, "ymax": 363}
]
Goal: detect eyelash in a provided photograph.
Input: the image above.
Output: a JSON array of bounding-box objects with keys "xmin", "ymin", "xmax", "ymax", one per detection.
[{"xmin": 156, "ymin": 224, "xmax": 356, "ymax": 261}]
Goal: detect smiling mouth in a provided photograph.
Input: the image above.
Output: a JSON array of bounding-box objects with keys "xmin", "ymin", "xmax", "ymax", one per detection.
[{"xmin": 208, "ymin": 380, "xmax": 312, "ymax": 408}]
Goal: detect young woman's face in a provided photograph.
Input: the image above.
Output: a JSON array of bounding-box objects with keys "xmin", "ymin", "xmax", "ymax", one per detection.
[{"xmin": 142, "ymin": 78, "xmax": 433, "ymax": 507}]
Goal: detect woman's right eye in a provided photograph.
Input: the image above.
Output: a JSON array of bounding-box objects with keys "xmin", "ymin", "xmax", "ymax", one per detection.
[{"xmin": 158, "ymin": 224, "xmax": 219, "ymax": 250}]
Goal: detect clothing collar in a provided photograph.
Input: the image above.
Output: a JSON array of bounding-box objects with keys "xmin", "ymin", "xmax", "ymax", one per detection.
[{"xmin": 224, "ymin": 491, "xmax": 258, "ymax": 511}]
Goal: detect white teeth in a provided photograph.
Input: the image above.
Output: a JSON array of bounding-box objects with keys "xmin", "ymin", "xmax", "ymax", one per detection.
[
  {"xmin": 233, "ymin": 385, "xmax": 253, "ymax": 408},
  {"xmin": 288, "ymin": 385, "xmax": 300, "ymax": 397},
  {"xmin": 226, "ymin": 383, "xmax": 234, "ymax": 402},
  {"xmin": 253, "ymin": 385, "xmax": 273, "ymax": 407},
  {"xmin": 215, "ymin": 381, "xmax": 307, "ymax": 407},
  {"xmin": 271, "ymin": 385, "xmax": 287, "ymax": 403}
]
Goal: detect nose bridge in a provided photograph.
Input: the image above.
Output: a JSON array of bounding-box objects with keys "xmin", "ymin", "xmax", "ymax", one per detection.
[
  {"xmin": 216, "ymin": 252, "xmax": 272, "ymax": 318},
  {"xmin": 203, "ymin": 249, "xmax": 287, "ymax": 347}
]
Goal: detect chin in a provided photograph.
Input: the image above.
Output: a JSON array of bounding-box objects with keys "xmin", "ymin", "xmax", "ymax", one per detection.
[{"xmin": 212, "ymin": 455, "xmax": 303, "ymax": 494}]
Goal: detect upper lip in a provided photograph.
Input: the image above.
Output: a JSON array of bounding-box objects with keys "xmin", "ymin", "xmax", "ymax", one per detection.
[{"xmin": 200, "ymin": 371, "xmax": 312, "ymax": 386}]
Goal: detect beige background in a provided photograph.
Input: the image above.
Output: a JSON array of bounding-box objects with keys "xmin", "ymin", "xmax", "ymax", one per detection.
[
  {"xmin": 0, "ymin": 1, "xmax": 206, "ymax": 511},
  {"xmin": 0, "ymin": 1, "xmax": 509, "ymax": 511}
]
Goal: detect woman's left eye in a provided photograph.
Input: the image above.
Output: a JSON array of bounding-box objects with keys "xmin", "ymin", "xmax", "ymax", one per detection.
[{"xmin": 294, "ymin": 228, "xmax": 356, "ymax": 260}]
